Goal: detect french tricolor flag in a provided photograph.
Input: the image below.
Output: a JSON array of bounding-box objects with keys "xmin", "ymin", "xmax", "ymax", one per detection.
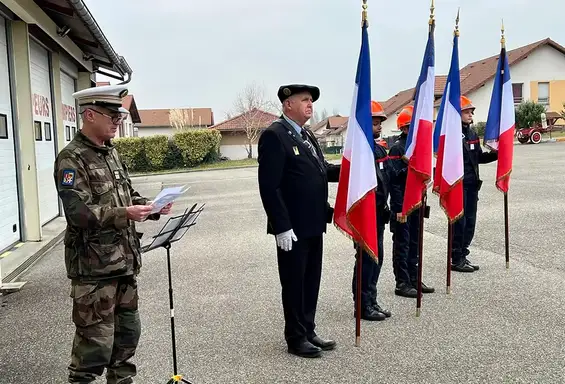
[
  {"xmin": 433, "ymin": 30, "xmax": 464, "ymax": 222},
  {"xmin": 333, "ymin": 20, "xmax": 378, "ymax": 259},
  {"xmin": 484, "ymin": 43, "xmax": 514, "ymax": 193},
  {"xmin": 401, "ymin": 23, "xmax": 435, "ymax": 219}
]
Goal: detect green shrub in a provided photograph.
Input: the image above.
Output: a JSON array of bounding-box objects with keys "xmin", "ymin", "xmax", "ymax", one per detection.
[
  {"xmin": 113, "ymin": 137, "xmax": 148, "ymax": 171},
  {"xmin": 475, "ymin": 121, "xmax": 486, "ymax": 137},
  {"xmin": 143, "ymin": 135, "xmax": 169, "ymax": 170},
  {"xmin": 113, "ymin": 129, "xmax": 222, "ymax": 172},
  {"xmin": 173, "ymin": 129, "xmax": 222, "ymax": 167}
]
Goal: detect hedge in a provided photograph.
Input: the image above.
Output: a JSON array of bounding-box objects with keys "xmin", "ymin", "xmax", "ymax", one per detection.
[{"xmin": 113, "ymin": 129, "xmax": 222, "ymax": 173}]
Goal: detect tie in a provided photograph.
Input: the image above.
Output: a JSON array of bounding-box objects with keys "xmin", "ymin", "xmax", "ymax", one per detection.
[{"xmin": 301, "ymin": 129, "xmax": 319, "ymax": 160}]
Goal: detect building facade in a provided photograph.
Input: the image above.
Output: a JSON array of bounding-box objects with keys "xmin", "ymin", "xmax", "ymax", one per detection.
[
  {"xmin": 379, "ymin": 38, "xmax": 565, "ymax": 138},
  {"xmin": 0, "ymin": 0, "xmax": 131, "ymax": 253}
]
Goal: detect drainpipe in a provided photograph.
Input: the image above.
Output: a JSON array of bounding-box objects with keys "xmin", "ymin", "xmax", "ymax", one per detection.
[{"xmin": 66, "ymin": 0, "xmax": 133, "ymax": 84}]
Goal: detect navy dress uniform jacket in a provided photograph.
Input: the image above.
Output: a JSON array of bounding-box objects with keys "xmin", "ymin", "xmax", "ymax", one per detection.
[
  {"xmin": 257, "ymin": 118, "xmax": 340, "ymax": 239},
  {"xmin": 462, "ymin": 123, "xmax": 498, "ymax": 187}
]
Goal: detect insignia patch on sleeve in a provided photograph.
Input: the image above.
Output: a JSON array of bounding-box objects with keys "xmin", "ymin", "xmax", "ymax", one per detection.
[{"xmin": 61, "ymin": 169, "xmax": 76, "ymax": 186}]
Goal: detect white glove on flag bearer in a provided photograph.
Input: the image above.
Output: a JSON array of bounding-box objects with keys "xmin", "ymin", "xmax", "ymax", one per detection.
[{"xmin": 276, "ymin": 229, "xmax": 297, "ymax": 252}]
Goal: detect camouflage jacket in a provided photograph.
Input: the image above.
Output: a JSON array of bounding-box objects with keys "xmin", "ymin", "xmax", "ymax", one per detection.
[{"xmin": 53, "ymin": 131, "xmax": 159, "ymax": 281}]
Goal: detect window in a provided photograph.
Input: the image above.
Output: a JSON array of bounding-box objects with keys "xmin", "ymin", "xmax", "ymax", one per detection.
[
  {"xmin": 538, "ymin": 82, "xmax": 549, "ymax": 105},
  {"xmin": 34, "ymin": 121, "xmax": 42, "ymax": 141},
  {"xmin": 512, "ymin": 83, "xmax": 523, "ymax": 104},
  {"xmin": 0, "ymin": 114, "xmax": 7, "ymax": 139},
  {"xmin": 44, "ymin": 122, "xmax": 52, "ymax": 141},
  {"xmin": 72, "ymin": 126, "xmax": 77, "ymax": 137},
  {"xmin": 65, "ymin": 126, "xmax": 71, "ymax": 141}
]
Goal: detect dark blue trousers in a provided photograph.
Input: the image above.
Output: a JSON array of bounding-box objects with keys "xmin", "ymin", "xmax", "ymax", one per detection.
[
  {"xmin": 352, "ymin": 216, "xmax": 385, "ymax": 307},
  {"xmin": 391, "ymin": 210, "xmax": 420, "ymax": 286},
  {"xmin": 452, "ymin": 183, "xmax": 479, "ymax": 264}
]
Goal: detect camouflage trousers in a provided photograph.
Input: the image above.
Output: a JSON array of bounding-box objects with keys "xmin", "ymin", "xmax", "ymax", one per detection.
[{"xmin": 68, "ymin": 276, "xmax": 141, "ymax": 384}]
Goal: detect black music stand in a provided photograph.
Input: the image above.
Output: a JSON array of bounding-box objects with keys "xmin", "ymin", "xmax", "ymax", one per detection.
[{"xmin": 141, "ymin": 203, "xmax": 205, "ymax": 384}]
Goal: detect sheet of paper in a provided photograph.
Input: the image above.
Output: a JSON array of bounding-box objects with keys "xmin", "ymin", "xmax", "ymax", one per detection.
[{"xmin": 150, "ymin": 185, "xmax": 190, "ymax": 213}]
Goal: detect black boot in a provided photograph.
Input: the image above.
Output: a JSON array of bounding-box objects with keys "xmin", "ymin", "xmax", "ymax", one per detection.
[
  {"xmin": 395, "ymin": 282, "xmax": 418, "ymax": 298},
  {"xmin": 355, "ymin": 305, "xmax": 386, "ymax": 321},
  {"xmin": 373, "ymin": 302, "xmax": 391, "ymax": 317},
  {"xmin": 465, "ymin": 258, "xmax": 480, "ymax": 270},
  {"xmin": 451, "ymin": 260, "xmax": 475, "ymax": 273}
]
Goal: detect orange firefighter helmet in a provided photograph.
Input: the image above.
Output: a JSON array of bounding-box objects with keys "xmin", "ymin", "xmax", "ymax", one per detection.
[
  {"xmin": 371, "ymin": 100, "xmax": 387, "ymax": 121},
  {"xmin": 396, "ymin": 105, "xmax": 413, "ymax": 129},
  {"xmin": 460, "ymin": 95, "xmax": 475, "ymax": 111}
]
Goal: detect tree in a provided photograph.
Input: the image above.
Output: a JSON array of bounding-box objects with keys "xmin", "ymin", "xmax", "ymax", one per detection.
[
  {"xmin": 230, "ymin": 82, "xmax": 278, "ymax": 158},
  {"xmin": 320, "ymin": 108, "xmax": 329, "ymax": 121},
  {"xmin": 169, "ymin": 108, "xmax": 198, "ymax": 130},
  {"xmin": 514, "ymin": 101, "xmax": 547, "ymax": 129},
  {"xmin": 560, "ymin": 102, "xmax": 565, "ymax": 120}
]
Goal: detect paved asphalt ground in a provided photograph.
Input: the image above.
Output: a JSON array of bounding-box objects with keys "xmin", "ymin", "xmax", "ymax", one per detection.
[{"xmin": 1, "ymin": 142, "xmax": 565, "ymax": 383}]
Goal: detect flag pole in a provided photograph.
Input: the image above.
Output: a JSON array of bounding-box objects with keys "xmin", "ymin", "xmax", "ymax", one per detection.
[
  {"xmin": 445, "ymin": 8, "xmax": 460, "ymax": 296},
  {"xmin": 354, "ymin": 0, "xmax": 369, "ymax": 347},
  {"xmin": 416, "ymin": 0, "xmax": 435, "ymax": 317},
  {"xmin": 500, "ymin": 19, "xmax": 510, "ymax": 270}
]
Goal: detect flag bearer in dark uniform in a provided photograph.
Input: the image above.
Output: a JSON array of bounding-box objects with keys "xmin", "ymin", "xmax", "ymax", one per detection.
[
  {"xmin": 53, "ymin": 84, "xmax": 172, "ymax": 384},
  {"xmin": 388, "ymin": 105, "xmax": 435, "ymax": 298},
  {"xmin": 352, "ymin": 101, "xmax": 392, "ymax": 321},
  {"xmin": 451, "ymin": 96, "xmax": 498, "ymax": 272},
  {"xmin": 257, "ymin": 84, "xmax": 341, "ymax": 358}
]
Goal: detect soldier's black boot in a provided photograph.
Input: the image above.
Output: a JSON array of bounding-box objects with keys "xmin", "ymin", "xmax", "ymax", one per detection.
[
  {"xmin": 451, "ymin": 260, "xmax": 475, "ymax": 273},
  {"xmin": 395, "ymin": 282, "xmax": 418, "ymax": 298}
]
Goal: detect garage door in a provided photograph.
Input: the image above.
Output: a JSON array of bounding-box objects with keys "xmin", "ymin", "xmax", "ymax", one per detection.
[
  {"xmin": 0, "ymin": 17, "xmax": 21, "ymax": 251},
  {"xmin": 30, "ymin": 39, "xmax": 58, "ymax": 225},
  {"xmin": 60, "ymin": 71, "xmax": 77, "ymax": 144}
]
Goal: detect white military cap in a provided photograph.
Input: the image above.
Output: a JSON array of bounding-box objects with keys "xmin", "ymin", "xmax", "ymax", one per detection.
[{"xmin": 72, "ymin": 84, "xmax": 129, "ymax": 113}]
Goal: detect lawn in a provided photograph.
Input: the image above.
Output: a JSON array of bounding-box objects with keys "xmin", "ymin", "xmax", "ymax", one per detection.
[{"xmin": 130, "ymin": 153, "xmax": 343, "ymax": 177}]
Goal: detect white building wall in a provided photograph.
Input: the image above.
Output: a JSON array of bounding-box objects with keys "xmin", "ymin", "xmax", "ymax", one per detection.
[
  {"xmin": 136, "ymin": 126, "xmax": 174, "ymax": 137},
  {"xmin": 220, "ymin": 144, "xmax": 256, "ymax": 160},
  {"xmin": 463, "ymin": 45, "xmax": 565, "ymax": 123}
]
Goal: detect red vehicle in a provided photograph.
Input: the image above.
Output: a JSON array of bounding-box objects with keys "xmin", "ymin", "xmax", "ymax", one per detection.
[{"xmin": 516, "ymin": 113, "xmax": 564, "ymax": 144}]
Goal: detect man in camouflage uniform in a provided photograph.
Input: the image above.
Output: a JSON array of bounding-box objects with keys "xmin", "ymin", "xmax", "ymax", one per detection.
[{"xmin": 53, "ymin": 84, "xmax": 172, "ymax": 384}]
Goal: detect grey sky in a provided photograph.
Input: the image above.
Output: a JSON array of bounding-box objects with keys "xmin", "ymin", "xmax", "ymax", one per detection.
[{"xmin": 87, "ymin": 0, "xmax": 565, "ymax": 121}]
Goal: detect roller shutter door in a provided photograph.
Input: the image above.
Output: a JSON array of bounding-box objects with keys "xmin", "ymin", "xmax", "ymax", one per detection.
[
  {"xmin": 0, "ymin": 17, "xmax": 21, "ymax": 251},
  {"xmin": 30, "ymin": 39, "xmax": 58, "ymax": 225}
]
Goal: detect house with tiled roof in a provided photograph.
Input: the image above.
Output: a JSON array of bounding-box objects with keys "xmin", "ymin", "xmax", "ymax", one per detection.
[
  {"xmin": 208, "ymin": 108, "xmax": 279, "ymax": 160},
  {"xmin": 136, "ymin": 108, "xmax": 215, "ymax": 137},
  {"xmin": 96, "ymin": 81, "xmax": 141, "ymax": 138},
  {"xmin": 310, "ymin": 115, "xmax": 349, "ymax": 148},
  {"xmin": 379, "ymin": 37, "xmax": 565, "ymax": 137}
]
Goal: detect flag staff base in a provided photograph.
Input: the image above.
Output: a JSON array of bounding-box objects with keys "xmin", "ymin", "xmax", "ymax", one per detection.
[
  {"xmin": 446, "ymin": 286, "xmax": 451, "ymax": 295},
  {"xmin": 416, "ymin": 308, "xmax": 421, "ymax": 317},
  {"xmin": 504, "ymin": 191, "xmax": 510, "ymax": 269},
  {"xmin": 355, "ymin": 246, "xmax": 362, "ymax": 347}
]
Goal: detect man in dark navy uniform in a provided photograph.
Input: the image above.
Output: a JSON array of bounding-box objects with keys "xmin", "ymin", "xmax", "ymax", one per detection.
[
  {"xmin": 352, "ymin": 101, "xmax": 392, "ymax": 321},
  {"xmin": 388, "ymin": 106, "xmax": 435, "ymax": 298},
  {"xmin": 451, "ymin": 96, "xmax": 498, "ymax": 273},
  {"xmin": 257, "ymin": 84, "xmax": 340, "ymax": 358}
]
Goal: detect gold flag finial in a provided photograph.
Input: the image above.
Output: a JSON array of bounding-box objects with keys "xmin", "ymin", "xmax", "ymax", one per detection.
[
  {"xmin": 454, "ymin": 7, "xmax": 460, "ymax": 37},
  {"xmin": 362, "ymin": 0, "xmax": 368, "ymax": 27},
  {"xmin": 501, "ymin": 18, "xmax": 506, "ymax": 48},
  {"xmin": 429, "ymin": 0, "xmax": 435, "ymax": 25}
]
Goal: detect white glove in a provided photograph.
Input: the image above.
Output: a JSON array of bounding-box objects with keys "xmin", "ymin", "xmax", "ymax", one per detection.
[{"xmin": 276, "ymin": 229, "xmax": 297, "ymax": 252}]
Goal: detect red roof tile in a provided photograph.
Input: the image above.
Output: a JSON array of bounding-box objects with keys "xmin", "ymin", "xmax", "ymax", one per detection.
[{"xmin": 208, "ymin": 108, "xmax": 279, "ymax": 132}]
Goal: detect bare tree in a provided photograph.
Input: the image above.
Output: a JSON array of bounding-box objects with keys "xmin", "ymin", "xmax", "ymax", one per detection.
[
  {"xmin": 169, "ymin": 108, "xmax": 196, "ymax": 130},
  {"xmin": 309, "ymin": 110, "xmax": 321, "ymax": 126},
  {"xmin": 332, "ymin": 107, "xmax": 340, "ymax": 116},
  {"xmin": 231, "ymin": 82, "xmax": 278, "ymax": 158},
  {"xmin": 320, "ymin": 108, "xmax": 329, "ymax": 121}
]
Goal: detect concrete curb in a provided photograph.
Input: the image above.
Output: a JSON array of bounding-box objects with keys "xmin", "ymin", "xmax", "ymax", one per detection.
[
  {"xmin": 129, "ymin": 164, "xmax": 258, "ymax": 179},
  {"xmin": 1, "ymin": 218, "xmax": 66, "ymax": 284}
]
